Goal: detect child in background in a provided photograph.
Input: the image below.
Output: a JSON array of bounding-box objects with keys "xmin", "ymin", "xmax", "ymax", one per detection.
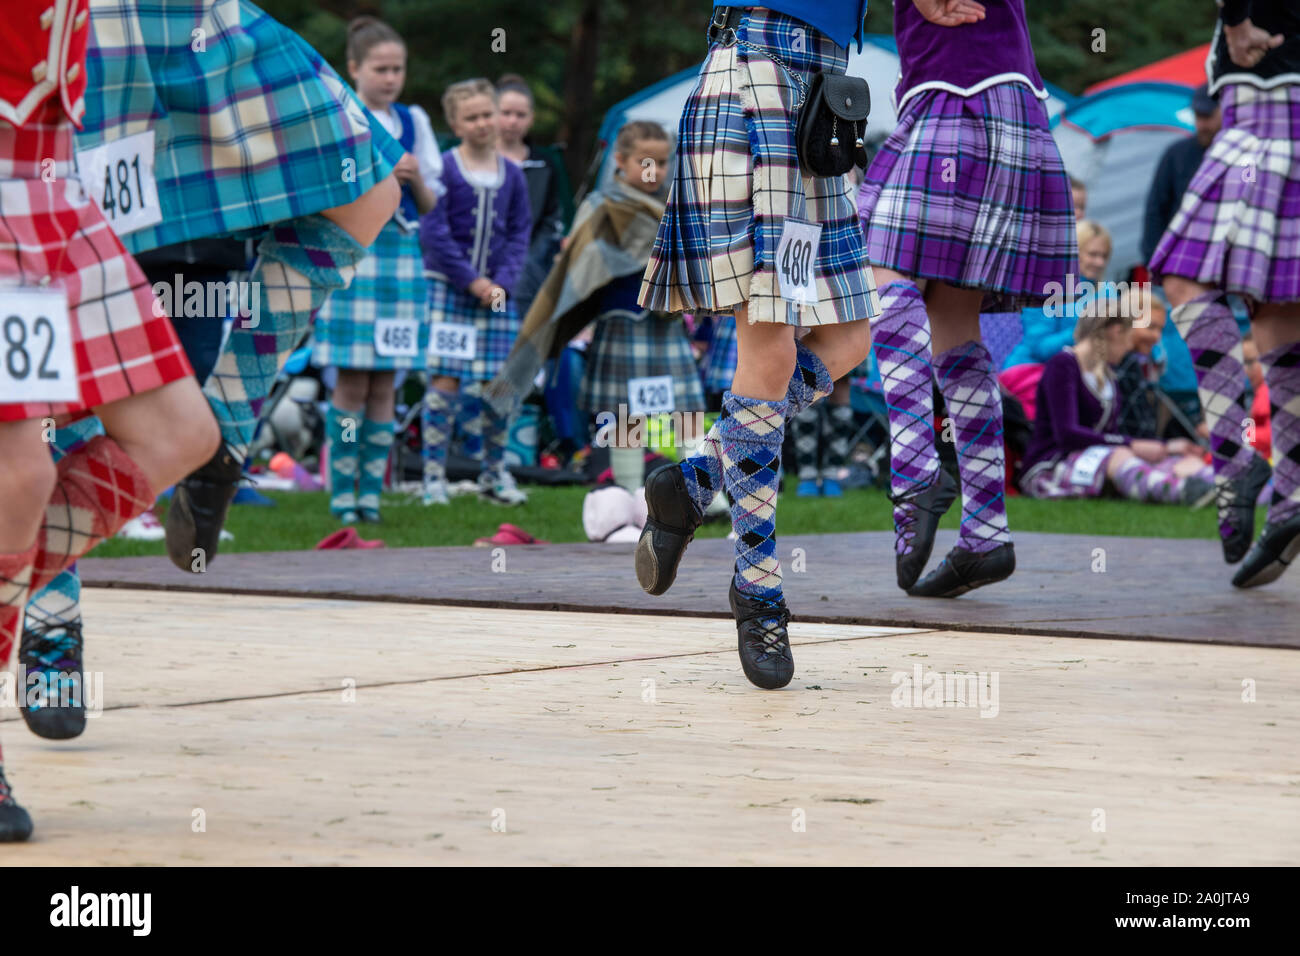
[
  {"xmin": 421, "ymin": 79, "xmax": 532, "ymax": 506},
  {"xmin": 1113, "ymin": 291, "xmax": 1169, "ymax": 439},
  {"xmin": 575, "ymin": 122, "xmax": 706, "ymax": 490},
  {"xmin": 313, "ymin": 16, "xmax": 441, "ymax": 524}
]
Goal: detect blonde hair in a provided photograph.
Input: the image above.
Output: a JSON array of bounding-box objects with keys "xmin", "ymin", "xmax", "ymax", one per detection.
[
  {"xmin": 442, "ymin": 78, "xmax": 497, "ymax": 126},
  {"xmin": 1076, "ymin": 219, "xmax": 1112, "ymax": 254},
  {"xmin": 614, "ymin": 120, "xmax": 668, "ymax": 156}
]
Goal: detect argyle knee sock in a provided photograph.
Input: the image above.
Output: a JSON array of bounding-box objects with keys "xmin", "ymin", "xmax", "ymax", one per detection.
[
  {"xmin": 202, "ymin": 215, "xmax": 367, "ymax": 461},
  {"xmin": 720, "ymin": 391, "xmax": 788, "ymax": 600},
  {"xmin": 679, "ymin": 340, "xmax": 832, "ymax": 514},
  {"xmin": 422, "ymin": 388, "xmax": 455, "ymax": 488},
  {"xmin": 1171, "ymin": 292, "xmax": 1256, "ymax": 483},
  {"xmin": 1261, "ymin": 340, "xmax": 1300, "ymax": 525},
  {"xmin": 23, "ymin": 418, "xmax": 100, "ymax": 648},
  {"xmin": 822, "ymin": 401, "xmax": 856, "ymax": 477},
  {"xmin": 791, "ymin": 405, "xmax": 822, "ymax": 481},
  {"xmin": 1112, "ymin": 456, "xmax": 1184, "ymax": 504},
  {"xmin": 873, "ymin": 281, "xmax": 941, "ymax": 554},
  {"xmin": 357, "ymin": 418, "xmax": 394, "ymax": 516},
  {"xmin": 457, "ymin": 385, "xmax": 485, "ymax": 463},
  {"xmin": 326, "ymin": 405, "xmax": 361, "ymax": 519},
  {"xmin": 482, "ymin": 402, "xmax": 510, "ymax": 481},
  {"xmin": 0, "ymin": 543, "xmax": 39, "ymax": 668},
  {"xmin": 934, "ymin": 340, "xmax": 1011, "ymax": 553}
]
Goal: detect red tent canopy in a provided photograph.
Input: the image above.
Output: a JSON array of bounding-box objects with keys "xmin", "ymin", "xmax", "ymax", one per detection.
[{"xmin": 1085, "ymin": 43, "xmax": 1211, "ymax": 95}]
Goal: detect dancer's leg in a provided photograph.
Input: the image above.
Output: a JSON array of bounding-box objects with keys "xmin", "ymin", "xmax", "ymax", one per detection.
[
  {"xmin": 357, "ymin": 371, "xmax": 396, "ymax": 521},
  {"xmin": 422, "ymin": 377, "xmax": 459, "ymax": 505},
  {"xmin": 1165, "ymin": 278, "xmax": 1272, "ymax": 562}
]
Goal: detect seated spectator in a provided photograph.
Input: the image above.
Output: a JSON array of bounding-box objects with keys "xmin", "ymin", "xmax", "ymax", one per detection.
[
  {"xmin": 1112, "ymin": 288, "xmax": 1168, "ymax": 439},
  {"xmin": 1002, "ymin": 220, "xmax": 1114, "ymax": 371},
  {"xmin": 1019, "ymin": 304, "xmax": 1213, "ymax": 505}
]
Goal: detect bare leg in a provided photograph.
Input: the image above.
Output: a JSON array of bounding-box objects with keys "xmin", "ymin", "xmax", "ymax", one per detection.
[{"xmin": 0, "ymin": 422, "xmax": 56, "ymax": 552}]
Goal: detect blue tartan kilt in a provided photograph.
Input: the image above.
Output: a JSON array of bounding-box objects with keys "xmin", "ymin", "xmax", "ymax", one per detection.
[
  {"xmin": 77, "ymin": 0, "xmax": 404, "ymax": 255},
  {"xmin": 311, "ymin": 220, "xmax": 429, "ymax": 370},
  {"xmin": 425, "ymin": 277, "xmax": 521, "ymax": 383},
  {"xmin": 579, "ymin": 310, "xmax": 708, "ymax": 415}
]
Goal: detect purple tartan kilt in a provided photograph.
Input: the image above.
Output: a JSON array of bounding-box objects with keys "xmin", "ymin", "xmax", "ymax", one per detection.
[
  {"xmin": 858, "ymin": 82, "xmax": 1078, "ymax": 312},
  {"xmin": 1149, "ymin": 82, "xmax": 1300, "ymax": 303},
  {"xmin": 1019, "ymin": 446, "xmax": 1114, "ymax": 499},
  {"xmin": 424, "ymin": 278, "xmax": 521, "ymax": 383}
]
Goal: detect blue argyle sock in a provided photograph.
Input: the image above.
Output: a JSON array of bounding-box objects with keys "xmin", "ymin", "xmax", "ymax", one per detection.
[
  {"xmin": 327, "ymin": 405, "xmax": 361, "ymax": 520},
  {"xmin": 357, "ymin": 418, "xmax": 393, "ymax": 516},
  {"xmin": 720, "ymin": 391, "xmax": 788, "ymax": 600},
  {"xmin": 482, "ymin": 402, "xmax": 509, "ymax": 479},
  {"xmin": 422, "ymin": 388, "xmax": 454, "ymax": 487},
  {"xmin": 458, "ymin": 384, "xmax": 485, "ymax": 463},
  {"xmin": 679, "ymin": 340, "xmax": 832, "ymax": 514}
]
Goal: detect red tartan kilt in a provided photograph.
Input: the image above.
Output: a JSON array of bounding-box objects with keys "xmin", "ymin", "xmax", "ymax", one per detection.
[{"xmin": 0, "ymin": 112, "xmax": 192, "ymax": 422}]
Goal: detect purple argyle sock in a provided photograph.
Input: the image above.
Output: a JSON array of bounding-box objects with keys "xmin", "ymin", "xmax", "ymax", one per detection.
[
  {"xmin": 872, "ymin": 281, "xmax": 940, "ymax": 556},
  {"xmin": 1170, "ymin": 293, "xmax": 1256, "ymax": 482},
  {"xmin": 934, "ymin": 340, "xmax": 1010, "ymax": 553}
]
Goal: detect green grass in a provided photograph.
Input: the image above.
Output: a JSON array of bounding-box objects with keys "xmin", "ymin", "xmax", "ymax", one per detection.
[{"xmin": 86, "ymin": 483, "xmax": 1250, "ymax": 560}]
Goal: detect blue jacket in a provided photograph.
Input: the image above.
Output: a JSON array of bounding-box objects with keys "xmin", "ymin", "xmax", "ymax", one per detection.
[
  {"xmin": 712, "ymin": 0, "xmax": 868, "ymax": 51},
  {"xmin": 420, "ymin": 150, "xmax": 533, "ymax": 295}
]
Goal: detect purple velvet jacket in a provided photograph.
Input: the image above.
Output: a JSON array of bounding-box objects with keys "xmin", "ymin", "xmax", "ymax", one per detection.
[
  {"xmin": 420, "ymin": 149, "xmax": 533, "ymax": 295},
  {"xmin": 1021, "ymin": 350, "xmax": 1129, "ymax": 477}
]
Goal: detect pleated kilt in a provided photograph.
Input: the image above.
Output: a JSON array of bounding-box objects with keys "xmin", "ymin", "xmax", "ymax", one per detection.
[
  {"xmin": 77, "ymin": 0, "xmax": 404, "ymax": 254},
  {"xmin": 700, "ymin": 312, "xmax": 737, "ymax": 393},
  {"xmin": 1019, "ymin": 446, "xmax": 1113, "ymax": 499},
  {"xmin": 579, "ymin": 309, "xmax": 707, "ymax": 414},
  {"xmin": 858, "ymin": 81, "xmax": 1078, "ymax": 311},
  {"xmin": 311, "ymin": 220, "xmax": 428, "ymax": 370},
  {"xmin": 1149, "ymin": 82, "xmax": 1300, "ymax": 304},
  {"xmin": 639, "ymin": 7, "xmax": 879, "ymax": 327},
  {"xmin": 1, "ymin": 110, "xmax": 191, "ymax": 423},
  {"xmin": 425, "ymin": 277, "xmax": 520, "ymax": 383}
]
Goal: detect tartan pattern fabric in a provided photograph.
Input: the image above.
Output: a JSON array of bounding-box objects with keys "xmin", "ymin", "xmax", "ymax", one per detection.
[
  {"xmin": 720, "ymin": 392, "xmax": 787, "ymax": 598},
  {"xmin": 873, "ymin": 281, "xmax": 941, "ymax": 557},
  {"xmin": 821, "ymin": 401, "xmax": 856, "ymax": 479},
  {"xmin": 23, "ymin": 417, "xmax": 101, "ymax": 646},
  {"xmin": 28, "ymin": 435, "xmax": 153, "ymax": 597},
  {"xmin": 700, "ymin": 312, "xmax": 737, "ymax": 393},
  {"xmin": 357, "ymin": 417, "xmax": 392, "ymax": 516},
  {"xmin": 202, "ymin": 215, "xmax": 367, "ymax": 458},
  {"xmin": 1171, "ymin": 293, "xmax": 1257, "ymax": 490},
  {"xmin": 858, "ymin": 82, "xmax": 1078, "ymax": 311},
  {"xmin": 578, "ymin": 310, "xmax": 706, "ymax": 415},
  {"xmin": 935, "ymin": 341, "xmax": 1011, "ymax": 553},
  {"xmin": 1262, "ymin": 340, "xmax": 1300, "ymax": 526},
  {"xmin": 639, "ymin": 8, "xmax": 879, "ymax": 328},
  {"xmin": 0, "ymin": 544, "xmax": 38, "ymax": 669},
  {"xmin": 78, "ymin": 0, "xmax": 404, "ymax": 254},
  {"xmin": 311, "ymin": 220, "xmax": 429, "ymax": 370},
  {"xmin": 0, "ymin": 111, "xmax": 192, "ymax": 423},
  {"xmin": 482, "ymin": 402, "xmax": 509, "ymax": 476},
  {"xmin": 456, "ymin": 382, "xmax": 485, "ymax": 462},
  {"xmin": 425, "ymin": 279, "xmax": 520, "ymax": 382},
  {"xmin": 1149, "ymin": 83, "xmax": 1300, "ymax": 303},
  {"xmin": 1019, "ymin": 445, "xmax": 1114, "ymax": 499}
]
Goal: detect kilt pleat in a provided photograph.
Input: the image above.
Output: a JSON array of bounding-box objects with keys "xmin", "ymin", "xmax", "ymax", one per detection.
[
  {"xmin": 311, "ymin": 220, "xmax": 428, "ymax": 370},
  {"xmin": 425, "ymin": 278, "xmax": 520, "ymax": 383},
  {"xmin": 640, "ymin": 8, "xmax": 878, "ymax": 327},
  {"xmin": 857, "ymin": 82, "xmax": 1078, "ymax": 310},
  {"xmin": 579, "ymin": 310, "xmax": 707, "ymax": 414},
  {"xmin": 1149, "ymin": 83, "xmax": 1300, "ymax": 304}
]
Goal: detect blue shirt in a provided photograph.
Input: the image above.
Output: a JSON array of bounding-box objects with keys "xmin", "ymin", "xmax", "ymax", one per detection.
[{"xmin": 712, "ymin": 1, "xmax": 868, "ymax": 51}]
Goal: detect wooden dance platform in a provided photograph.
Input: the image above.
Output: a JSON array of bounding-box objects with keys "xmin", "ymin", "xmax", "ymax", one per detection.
[
  {"xmin": 79, "ymin": 530, "xmax": 1300, "ymax": 648},
  {"xmin": 1, "ymin": 589, "xmax": 1295, "ymax": 865}
]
